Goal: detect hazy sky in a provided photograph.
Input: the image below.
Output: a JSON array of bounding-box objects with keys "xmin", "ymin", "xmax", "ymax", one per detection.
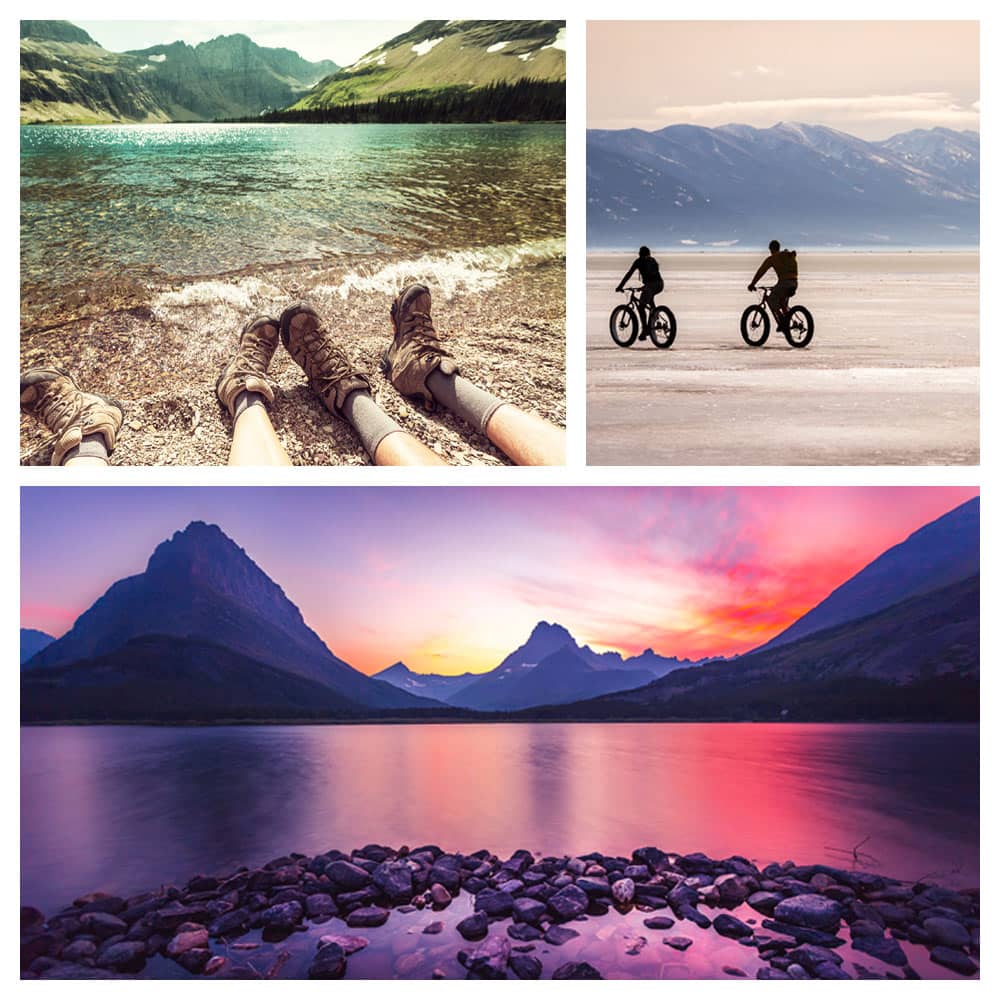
[
  {"xmin": 75, "ymin": 20, "xmax": 418, "ymax": 66},
  {"xmin": 21, "ymin": 487, "xmax": 977, "ymax": 676},
  {"xmin": 588, "ymin": 21, "xmax": 980, "ymax": 139}
]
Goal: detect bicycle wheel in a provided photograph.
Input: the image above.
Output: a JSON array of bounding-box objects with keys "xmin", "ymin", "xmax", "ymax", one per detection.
[
  {"xmin": 649, "ymin": 306, "xmax": 677, "ymax": 349},
  {"xmin": 740, "ymin": 305, "xmax": 770, "ymax": 346},
  {"xmin": 609, "ymin": 305, "xmax": 639, "ymax": 347},
  {"xmin": 784, "ymin": 306, "xmax": 814, "ymax": 348}
]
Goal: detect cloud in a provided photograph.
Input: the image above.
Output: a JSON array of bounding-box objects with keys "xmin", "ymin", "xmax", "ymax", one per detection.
[{"xmin": 653, "ymin": 92, "xmax": 980, "ymax": 129}]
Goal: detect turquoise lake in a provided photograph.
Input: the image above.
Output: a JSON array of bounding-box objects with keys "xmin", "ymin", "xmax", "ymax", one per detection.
[{"xmin": 20, "ymin": 123, "xmax": 565, "ymax": 292}]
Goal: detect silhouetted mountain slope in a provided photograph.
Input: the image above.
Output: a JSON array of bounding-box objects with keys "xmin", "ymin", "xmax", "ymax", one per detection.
[
  {"xmin": 20, "ymin": 629, "xmax": 55, "ymax": 666},
  {"xmin": 21, "ymin": 636, "xmax": 368, "ymax": 723},
  {"xmin": 587, "ymin": 122, "xmax": 979, "ymax": 247},
  {"xmin": 529, "ymin": 575, "xmax": 979, "ymax": 722},
  {"xmin": 761, "ymin": 498, "xmax": 979, "ymax": 651},
  {"xmin": 20, "ymin": 22, "xmax": 336, "ymax": 123},
  {"xmin": 25, "ymin": 521, "xmax": 433, "ymax": 711}
]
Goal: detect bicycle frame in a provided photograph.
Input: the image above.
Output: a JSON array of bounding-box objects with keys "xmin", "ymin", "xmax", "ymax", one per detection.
[
  {"xmin": 621, "ymin": 286, "xmax": 653, "ymax": 322},
  {"xmin": 754, "ymin": 285, "xmax": 785, "ymax": 323}
]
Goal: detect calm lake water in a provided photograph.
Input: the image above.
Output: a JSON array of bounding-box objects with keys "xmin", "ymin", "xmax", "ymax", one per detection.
[
  {"xmin": 21, "ymin": 722, "xmax": 978, "ymax": 915},
  {"xmin": 20, "ymin": 123, "xmax": 565, "ymax": 291}
]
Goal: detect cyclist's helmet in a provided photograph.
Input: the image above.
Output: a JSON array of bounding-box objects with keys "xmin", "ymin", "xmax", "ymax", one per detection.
[
  {"xmin": 769, "ymin": 240, "xmax": 780, "ymax": 252},
  {"xmin": 638, "ymin": 245, "xmax": 651, "ymax": 257}
]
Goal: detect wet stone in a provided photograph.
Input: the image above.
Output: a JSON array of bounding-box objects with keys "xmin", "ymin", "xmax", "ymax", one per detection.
[
  {"xmin": 544, "ymin": 925, "xmax": 580, "ymax": 946},
  {"xmin": 509, "ymin": 953, "xmax": 542, "ymax": 979},
  {"xmin": 664, "ymin": 936, "xmax": 693, "ymax": 951},
  {"xmin": 553, "ymin": 961, "xmax": 603, "ymax": 980},
  {"xmin": 309, "ymin": 942, "xmax": 346, "ymax": 979},
  {"xmin": 930, "ymin": 947, "xmax": 978, "ymax": 976}
]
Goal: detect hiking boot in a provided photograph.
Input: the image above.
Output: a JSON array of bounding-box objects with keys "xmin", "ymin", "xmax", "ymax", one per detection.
[
  {"xmin": 20, "ymin": 368, "xmax": 124, "ymax": 466},
  {"xmin": 215, "ymin": 315, "xmax": 279, "ymax": 418},
  {"xmin": 279, "ymin": 302, "xmax": 371, "ymax": 415},
  {"xmin": 381, "ymin": 284, "xmax": 458, "ymax": 407}
]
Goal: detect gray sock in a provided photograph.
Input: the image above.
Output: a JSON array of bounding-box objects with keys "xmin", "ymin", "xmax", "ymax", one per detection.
[
  {"xmin": 233, "ymin": 389, "xmax": 267, "ymax": 422},
  {"xmin": 426, "ymin": 369, "xmax": 506, "ymax": 435},
  {"xmin": 61, "ymin": 432, "xmax": 109, "ymax": 465},
  {"xmin": 341, "ymin": 389, "xmax": 404, "ymax": 459}
]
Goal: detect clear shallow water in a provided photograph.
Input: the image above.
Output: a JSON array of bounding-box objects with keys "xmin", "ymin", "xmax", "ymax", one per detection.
[
  {"xmin": 20, "ymin": 123, "xmax": 565, "ymax": 290},
  {"xmin": 20, "ymin": 722, "xmax": 977, "ymax": 915}
]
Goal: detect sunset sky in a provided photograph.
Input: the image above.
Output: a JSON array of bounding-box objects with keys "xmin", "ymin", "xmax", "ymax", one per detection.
[
  {"xmin": 588, "ymin": 21, "xmax": 980, "ymax": 139},
  {"xmin": 21, "ymin": 487, "xmax": 977, "ymax": 676}
]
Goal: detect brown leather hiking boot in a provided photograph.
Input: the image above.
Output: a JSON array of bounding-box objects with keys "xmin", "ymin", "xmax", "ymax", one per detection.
[
  {"xmin": 381, "ymin": 284, "xmax": 458, "ymax": 407},
  {"xmin": 279, "ymin": 302, "xmax": 372, "ymax": 415},
  {"xmin": 20, "ymin": 368, "xmax": 125, "ymax": 466},
  {"xmin": 215, "ymin": 316, "xmax": 279, "ymax": 418}
]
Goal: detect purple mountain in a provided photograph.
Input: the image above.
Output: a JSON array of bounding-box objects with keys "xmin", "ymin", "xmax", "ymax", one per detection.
[
  {"xmin": 25, "ymin": 521, "xmax": 432, "ymax": 711},
  {"xmin": 444, "ymin": 621, "xmax": 689, "ymax": 711}
]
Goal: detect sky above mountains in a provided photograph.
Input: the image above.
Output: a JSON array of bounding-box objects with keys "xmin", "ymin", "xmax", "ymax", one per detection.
[
  {"xmin": 74, "ymin": 20, "xmax": 418, "ymax": 66},
  {"xmin": 21, "ymin": 487, "xmax": 977, "ymax": 676},
  {"xmin": 588, "ymin": 21, "xmax": 979, "ymax": 139}
]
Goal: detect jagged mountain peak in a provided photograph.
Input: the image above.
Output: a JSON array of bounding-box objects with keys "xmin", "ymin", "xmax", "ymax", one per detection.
[{"xmin": 528, "ymin": 620, "xmax": 573, "ymax": 642}]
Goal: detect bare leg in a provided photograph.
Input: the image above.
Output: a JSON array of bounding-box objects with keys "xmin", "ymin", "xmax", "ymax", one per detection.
[
  {"xmin": 227, "ymin": 404, "xmax": 292, "ymax": 466},
  {"xmin": 63, "ymin": 455, "xmax": 110, "ymax": 468},
  {"xmin": 373, "ymin": 430, "xmax": 447, "ymax": 466},
  {"xmin": 485, "ymin": 404, "xmax": 565, "ymax": 466}
]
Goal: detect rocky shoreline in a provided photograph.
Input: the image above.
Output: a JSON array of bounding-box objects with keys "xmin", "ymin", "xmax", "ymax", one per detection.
[
  {"xmin": 21, "ymin": 844, "xmax": 979, "ymax": 980},
  {"xmin": 20, "ymin": 251, "xmax": 566, "ymax": 467}
]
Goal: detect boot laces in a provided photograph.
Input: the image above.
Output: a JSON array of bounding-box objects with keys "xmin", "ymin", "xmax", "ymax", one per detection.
[
  {"xmin": 399, "ymin": 310, "xmax": 442, "ymax": 359},
  {"xmin": 299, "ymin": 322, "xmax": 349, "ymax": 389},
  {"xmin": 35, "ymin": 379, "xmax": 83, "ymax": 434}
]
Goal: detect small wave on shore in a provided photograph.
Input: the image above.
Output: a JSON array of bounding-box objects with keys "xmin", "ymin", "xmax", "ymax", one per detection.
[{"xmin": 318, "ymin": 238, "xmax": 566, "ymax": 301}]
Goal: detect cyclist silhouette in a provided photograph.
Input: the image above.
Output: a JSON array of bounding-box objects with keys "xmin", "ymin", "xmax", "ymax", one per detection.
[
  {"xmin": 748, "ymin": 240, "xmax": 798, "ymax": 331},
  {"xmin": 616, "ymin": 246, "xmax": 663, "ymax": 341}
]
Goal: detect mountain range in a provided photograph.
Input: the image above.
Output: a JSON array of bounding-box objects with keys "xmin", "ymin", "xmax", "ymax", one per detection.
[
  {"xmin": 20, "ymin": 20, "xmax": 565, "ymax": 125},
  {"xmin": 21, "ymin": 498, "xmax": 978, "ymax": 723},
  {"xmin": 587, "ymin": 122, "xmax": 980, "ymax": 247},
  {"xmin": 20, "ymin": 21, "xmax": 337, "ymax": 124}
]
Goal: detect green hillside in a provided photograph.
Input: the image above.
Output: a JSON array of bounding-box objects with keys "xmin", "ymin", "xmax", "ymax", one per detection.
[{"xmin": 290, "ymin": 20, "xmax": 565, "ymax": 112}]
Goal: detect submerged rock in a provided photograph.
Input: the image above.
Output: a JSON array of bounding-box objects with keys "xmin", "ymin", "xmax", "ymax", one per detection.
[
  {"xmin": 308, "ymin": 942, "xmax": 346, "ymax": 979},
  {"xmin": 553, "ymin": 961, "xmax": 603, "ymax": 979}
]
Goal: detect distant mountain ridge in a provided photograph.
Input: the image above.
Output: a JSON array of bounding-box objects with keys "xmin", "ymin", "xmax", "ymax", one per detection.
[
  {"xmin": 372, "ymin": 662, "xmax": 482, "ymax": 702},
  {"xmin": 20, "ymin": 21, "xmax": 337, "ymax": 123},
  {"xmin": 413, "ymin": 621, "xmax": 704, "ymax": 711},
  {"xmin": 587, "ymin": 121, "xmax": 979, "ymax": 247}
]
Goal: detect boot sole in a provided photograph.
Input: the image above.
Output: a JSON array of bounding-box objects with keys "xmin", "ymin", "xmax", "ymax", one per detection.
[{"xmin": 278, "ymin": 301, "xmax": 318, "ymax": 352}]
